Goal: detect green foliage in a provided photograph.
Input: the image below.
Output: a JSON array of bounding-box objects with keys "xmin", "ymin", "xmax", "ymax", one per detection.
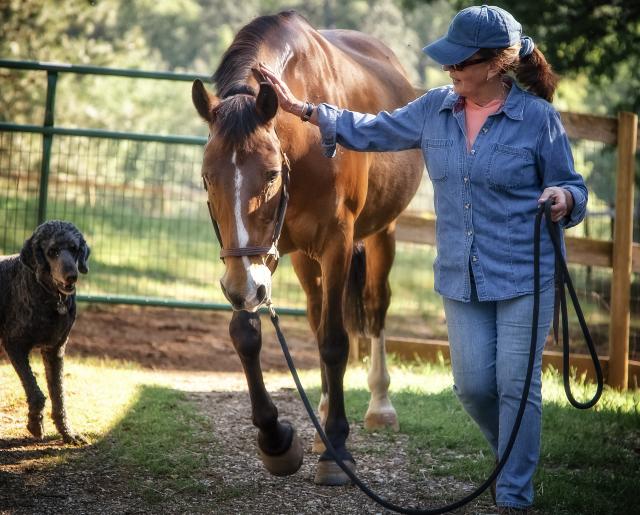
[{"xmin": 403, "ymin": 0, "xmax": 640, "ymax": 113}]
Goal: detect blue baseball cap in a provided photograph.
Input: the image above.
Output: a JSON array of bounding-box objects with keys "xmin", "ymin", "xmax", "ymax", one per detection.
[{"xmin": 423, "ymin": 5, "xmax": 523, "ymax": 65}]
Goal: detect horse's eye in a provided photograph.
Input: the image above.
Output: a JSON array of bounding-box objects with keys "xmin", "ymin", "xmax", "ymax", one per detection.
[{"xmin": 266, "ymin": 170, "xmax": 280, "ymax": 183}]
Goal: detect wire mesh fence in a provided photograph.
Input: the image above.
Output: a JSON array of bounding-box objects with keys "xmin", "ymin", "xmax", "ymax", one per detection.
[{"xmin": 1, "ymin": 62, "xmax": 638, "ymax": 361}]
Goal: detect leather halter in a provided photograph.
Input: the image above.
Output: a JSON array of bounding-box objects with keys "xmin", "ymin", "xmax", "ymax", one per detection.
[{"xmin": 203, "ymin": 150, "xmax": 290, "ymax": 264}]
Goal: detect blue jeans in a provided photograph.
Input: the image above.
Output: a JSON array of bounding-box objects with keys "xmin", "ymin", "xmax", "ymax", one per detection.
[{"xmin": 442, "ymin": 279, "xmax": 554, "ymax": 509}]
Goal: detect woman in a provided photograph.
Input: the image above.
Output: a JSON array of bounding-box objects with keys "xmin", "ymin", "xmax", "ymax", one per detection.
[{"xmin": 260, "ymin": 5, "xmax": 587, "ymax": 513}]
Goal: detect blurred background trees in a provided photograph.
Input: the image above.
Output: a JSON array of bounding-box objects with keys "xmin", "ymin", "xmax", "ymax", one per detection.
[{"xmin": 3, "ymin": 0, "xmax": 637, "ymax": 128}]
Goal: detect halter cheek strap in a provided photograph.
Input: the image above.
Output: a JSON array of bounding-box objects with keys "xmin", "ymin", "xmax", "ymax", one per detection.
[{"xmin": 204, "ymin": 151, "xmax": 290, "ymax": 263}]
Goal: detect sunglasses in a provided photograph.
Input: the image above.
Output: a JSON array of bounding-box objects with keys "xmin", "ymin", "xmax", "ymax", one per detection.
[{"xmin": 442, "ymin": 56, "xmax": 492, "ymax": 72}]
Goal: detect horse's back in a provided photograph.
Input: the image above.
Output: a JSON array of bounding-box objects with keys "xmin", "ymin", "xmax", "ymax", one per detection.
[
  {"xmin": 316, "ymin": 29, "xmax": 423, "ymax": 238},
  {"xmin": 319, "ymin": 29, "xmax": 416, "ymax": 107}
]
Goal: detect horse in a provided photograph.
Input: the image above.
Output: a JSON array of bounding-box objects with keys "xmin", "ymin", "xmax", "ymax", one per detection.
[{"xmin": 191, "ymin": 11, "xmax": 423, "ymax": 485}]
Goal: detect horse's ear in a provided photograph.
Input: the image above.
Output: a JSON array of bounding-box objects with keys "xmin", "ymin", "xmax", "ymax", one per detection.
[
  {"xmin": 256, "ymin": 82, "xmax": 278, "ymax": 123},
  {"xmin": 192, "ymin": 79, "xmax": 219, "ymax": 123}
]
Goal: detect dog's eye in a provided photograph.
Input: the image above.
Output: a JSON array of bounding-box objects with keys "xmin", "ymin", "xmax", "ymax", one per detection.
[{"xmin": 48, "ymin": 248, "xmax": 59, "ymax": 258}]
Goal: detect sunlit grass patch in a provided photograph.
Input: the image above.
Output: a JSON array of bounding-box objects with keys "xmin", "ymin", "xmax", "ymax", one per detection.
[
  {"xmin": 0, "ymin": 356, "xmax": 145, "ymax": 441},
  {"xmin": 280, "ymin": 357, "xmax": 639, "ymax": 514},
  {"xmin": 0, "ymin": 356, "xmax": 233, "ymax": 504}
]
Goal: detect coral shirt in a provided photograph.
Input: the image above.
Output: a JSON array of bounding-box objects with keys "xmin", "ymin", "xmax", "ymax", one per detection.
[{"xmin": 465, "ymin": 97, "xmax": 504, "ymax": 151}]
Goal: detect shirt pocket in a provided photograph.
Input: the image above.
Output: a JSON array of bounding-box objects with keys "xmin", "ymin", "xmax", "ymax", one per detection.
[
  {"xmin": 485, "ymin": 143, "xmax": 535, "ymax": 191},
  {"xmin": 422, "ymin": 138, "xmax": 452, "ymax": 182}
]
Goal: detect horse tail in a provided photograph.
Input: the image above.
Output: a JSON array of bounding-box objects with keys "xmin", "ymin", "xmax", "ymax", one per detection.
[{"xmin": 344, "ymin": 241, "xmax": 367, "ymax": 336}]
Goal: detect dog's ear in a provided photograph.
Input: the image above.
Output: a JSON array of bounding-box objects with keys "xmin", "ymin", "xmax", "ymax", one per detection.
[
  {"xmin": 78, "ymin": 238, "xmax": 90, "ymax": 274},
  {"xmin": 19, "ymin": 234, "xmax": 35, "ymax": 268},
  {"xmin": 21, "ymin": 230, "xmax": 49, "ymax": 278}
]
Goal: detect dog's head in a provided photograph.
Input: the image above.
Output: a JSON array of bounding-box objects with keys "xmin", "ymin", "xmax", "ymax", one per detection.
[{"xmin": 20, "ymin": 220, "xmax": 91, "ymax": 295}]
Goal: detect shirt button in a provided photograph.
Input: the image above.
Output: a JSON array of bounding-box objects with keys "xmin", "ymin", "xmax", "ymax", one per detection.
[
  {"xmin": 471, "ymin": 149, "xmax": 476, "ymax": 155},
  {"xmin": 472, "ymin": 255, "xmax": 478, "ymax": 262},
  {"xmin": 482, "ymin": 128, "xmax": 488, "ymax": 134},
  {"xmin": 464, "ymin": 203, "xmax": 471, "ymax": 209},
  {"xmin": 463, "ymin": 177, "xmax": 469, "ymax": 182},
  {"xmin": 467, "ymin": 230, "xmax": 473, "ymax": 236}
]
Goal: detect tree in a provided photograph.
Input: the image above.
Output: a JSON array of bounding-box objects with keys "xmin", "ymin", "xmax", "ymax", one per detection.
[{"xmin": 403, "ymin": 0, "xmax": 640, "ymax": 113}]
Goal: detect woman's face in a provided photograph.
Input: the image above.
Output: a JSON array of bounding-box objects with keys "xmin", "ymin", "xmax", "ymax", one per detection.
[{"xmin": 443, "ymin": 54, "xmax": 494, "ymax": 98}]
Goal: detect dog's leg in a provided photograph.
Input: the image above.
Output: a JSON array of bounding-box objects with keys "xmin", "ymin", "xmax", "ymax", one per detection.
[
  {"xmin": 4, "ymin": 342, "xmax": 46, "ymax": 439},
  {"xmin": 42, "ymin": 342, "xmax": 86, "ymax": 445}
]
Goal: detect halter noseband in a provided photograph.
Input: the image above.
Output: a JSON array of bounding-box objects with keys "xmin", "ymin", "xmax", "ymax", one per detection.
[{"xmin": 204, "ymin": 150, "xmax": 290, "ymax": 264}]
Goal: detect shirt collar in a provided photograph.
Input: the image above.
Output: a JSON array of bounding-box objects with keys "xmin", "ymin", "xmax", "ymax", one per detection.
[{"xmin": 438, "ymin": 80, "xmax": 526, "ymax": 121}]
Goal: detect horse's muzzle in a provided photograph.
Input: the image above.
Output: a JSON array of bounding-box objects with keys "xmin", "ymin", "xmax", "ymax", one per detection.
[{"xmin": 220, "ymin": 262, "xmax": 272, "ymax": 312}]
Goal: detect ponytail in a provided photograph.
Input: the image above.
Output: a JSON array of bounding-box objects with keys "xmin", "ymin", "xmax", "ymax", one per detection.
[{"xmin": 515, "ymin": 47, "xmax": 558, "ymax": 103}]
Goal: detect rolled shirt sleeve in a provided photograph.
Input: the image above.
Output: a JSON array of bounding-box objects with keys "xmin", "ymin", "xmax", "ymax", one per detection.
[
  {"xmin": 316, "ymin": 94, "xmax": 428, "ymax": 158},
  {"xmin": 537, "ymin": 109, "xmax": 588, "ymax": 228}
]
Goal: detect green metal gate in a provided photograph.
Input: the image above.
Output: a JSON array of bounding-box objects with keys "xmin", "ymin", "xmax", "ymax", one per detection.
[{"xmin": 0, "ymin": 60, "xmax": 310, "ymax": 314}]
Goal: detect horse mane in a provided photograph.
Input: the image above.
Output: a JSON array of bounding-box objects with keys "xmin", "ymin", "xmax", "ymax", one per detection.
[
  {"xmin": 212, "ymin": 11, "xmax": 299, "ymax": 99},
  {"xmin": 212, "ymin": 94, "xmax": 259, "ymax": 150}
]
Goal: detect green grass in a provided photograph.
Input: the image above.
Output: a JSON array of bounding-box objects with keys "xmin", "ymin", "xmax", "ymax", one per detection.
[
  {"xmin": 294, "ymin": 357, "xmax": 640, "ymax": 515},
  {"xmin": 1, "ymin": 179, "xmax": 622, "ymax": 345},
  {"xmin": 0, "ymin": 357, "xmax": 240, "ymax": 505},
  {"xmin": 1, "ymin": 355, "xmax": 638, "ymax": 513},
  {"xmin": 97, "ymin": 385, "xmax": 214, "ymax": 502}
]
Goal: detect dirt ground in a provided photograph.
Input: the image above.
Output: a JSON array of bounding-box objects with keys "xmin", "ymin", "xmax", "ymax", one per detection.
[
  {"xmin": 0, "ymin": 305, "xmax": 506, "ymax": 515},
  {"xmin": 0, "ymin": 304, "xmax": 606, "ymax": 514},
  {"xmin": 67, "ymin": 303, "xmax": 322, "ymax": 372}
]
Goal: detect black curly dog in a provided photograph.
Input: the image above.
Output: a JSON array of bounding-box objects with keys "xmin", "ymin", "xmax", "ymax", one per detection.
[{"xmin": 0, "ymin": 220, "xmax": 90, "ymax": 444}]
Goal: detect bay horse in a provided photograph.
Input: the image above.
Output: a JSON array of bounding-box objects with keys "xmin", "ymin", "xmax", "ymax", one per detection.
[{"xmin": 192, "ymin": 11, "xmax": 423, "ymax": 485}]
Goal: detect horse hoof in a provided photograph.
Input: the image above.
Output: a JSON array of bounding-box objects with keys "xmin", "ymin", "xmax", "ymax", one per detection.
[
  {"xmin": 364, "ymin": 409, "xmax": 400, "ymax": 432},
  {"xmin": 311, "ymin": 432, "xmax": 326, "ymax": 454},
  {"xmin": 258, "ymin": 427, "xmax": 304, "ymax": 476},
  {"xmin": 314, "ymin": 458, "xmax": 356, "ymax": 486}
]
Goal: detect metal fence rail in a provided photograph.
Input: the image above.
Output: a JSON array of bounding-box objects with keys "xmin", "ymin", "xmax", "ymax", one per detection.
[{"xmin": 1, "ymin": 60, "xmax": 638, "ymax": 388}]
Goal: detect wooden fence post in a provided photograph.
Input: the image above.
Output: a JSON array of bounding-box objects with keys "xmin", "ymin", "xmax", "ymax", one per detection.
[{"xmin": 608, "ymin": 111, "xmax": 638, "ymax": 390}]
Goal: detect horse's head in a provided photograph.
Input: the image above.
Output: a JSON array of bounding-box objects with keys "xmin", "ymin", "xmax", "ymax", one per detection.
[{"xmin": 192, "ymin": 79, "xmax": 287, "ymax": 312}]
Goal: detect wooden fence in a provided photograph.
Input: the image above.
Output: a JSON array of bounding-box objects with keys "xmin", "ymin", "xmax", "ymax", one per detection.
[{"xmin": 353, "ymin": 110, "xmax": 639, "ymax": 391}]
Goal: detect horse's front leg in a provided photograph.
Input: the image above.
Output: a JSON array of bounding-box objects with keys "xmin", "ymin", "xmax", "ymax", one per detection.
[
  {"xmin": 290, "ymin": 251, "xmax": 329, "ymax": 454},
  {"xmin": 229, "ymin": 310, "xmax": 303, "ymax": 476},
  {"xmin": 314, "ymin": 236, "xmax": 356, "ymax": 485}
]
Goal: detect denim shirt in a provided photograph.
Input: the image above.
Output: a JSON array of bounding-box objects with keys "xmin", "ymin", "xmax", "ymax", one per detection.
[{"xmin": 316, "ymin": 82, "xmax": 587, "ymax": 302}]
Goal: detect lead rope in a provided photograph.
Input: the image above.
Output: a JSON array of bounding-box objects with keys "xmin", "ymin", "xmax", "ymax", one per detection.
[
  {"xmin": 267, "ymin": 199, "xmax": 602, "ymax": 514},
  {"xmin": 543, "ymin": 200, "xmax": 603, "ymax": 408}
]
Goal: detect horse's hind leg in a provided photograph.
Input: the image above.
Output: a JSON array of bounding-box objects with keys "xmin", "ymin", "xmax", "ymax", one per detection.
[
  {"xmin": 363, "ymin": 226, "xmax": 399, "ymax": 431},
  {"xmin": 291, "ymin": 251, "xmax": 328, "ymax": 453},
  {"xmin": 229, "ymin": 310, "xmax": 303, "ymax": 476}
]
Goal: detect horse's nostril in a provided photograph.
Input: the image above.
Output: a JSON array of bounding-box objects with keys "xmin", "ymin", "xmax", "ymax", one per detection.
[
  {"xmin": 220, "ymin": 282, "xmax": 245, "ymax": 310},
  {"xmin": 256, "ymin": 284, "xmax": 267, "ymax": 303}
]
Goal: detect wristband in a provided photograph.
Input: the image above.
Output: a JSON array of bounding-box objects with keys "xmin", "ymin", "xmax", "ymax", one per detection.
[{"xmin": 301, "ymin": 101, "xmax": 314, "ymax": 122}]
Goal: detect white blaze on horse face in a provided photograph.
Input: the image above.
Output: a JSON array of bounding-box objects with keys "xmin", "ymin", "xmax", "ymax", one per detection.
[
  {"xmin": 222, "ymin": 151, "xmax": 272, "ymax": 312},
  {"xmin": 232, "ymin": 152, "xmax": 249, "ymax": 252}
]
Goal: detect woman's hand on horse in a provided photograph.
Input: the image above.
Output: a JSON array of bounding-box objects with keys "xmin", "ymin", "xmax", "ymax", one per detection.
[
  {"xmin": 538, "ymin": 186, "xmax": 574, "ymax": 222},
  {"xmin": 259, "ymin": 63, "xmax": 305, "ymax": 116}
]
